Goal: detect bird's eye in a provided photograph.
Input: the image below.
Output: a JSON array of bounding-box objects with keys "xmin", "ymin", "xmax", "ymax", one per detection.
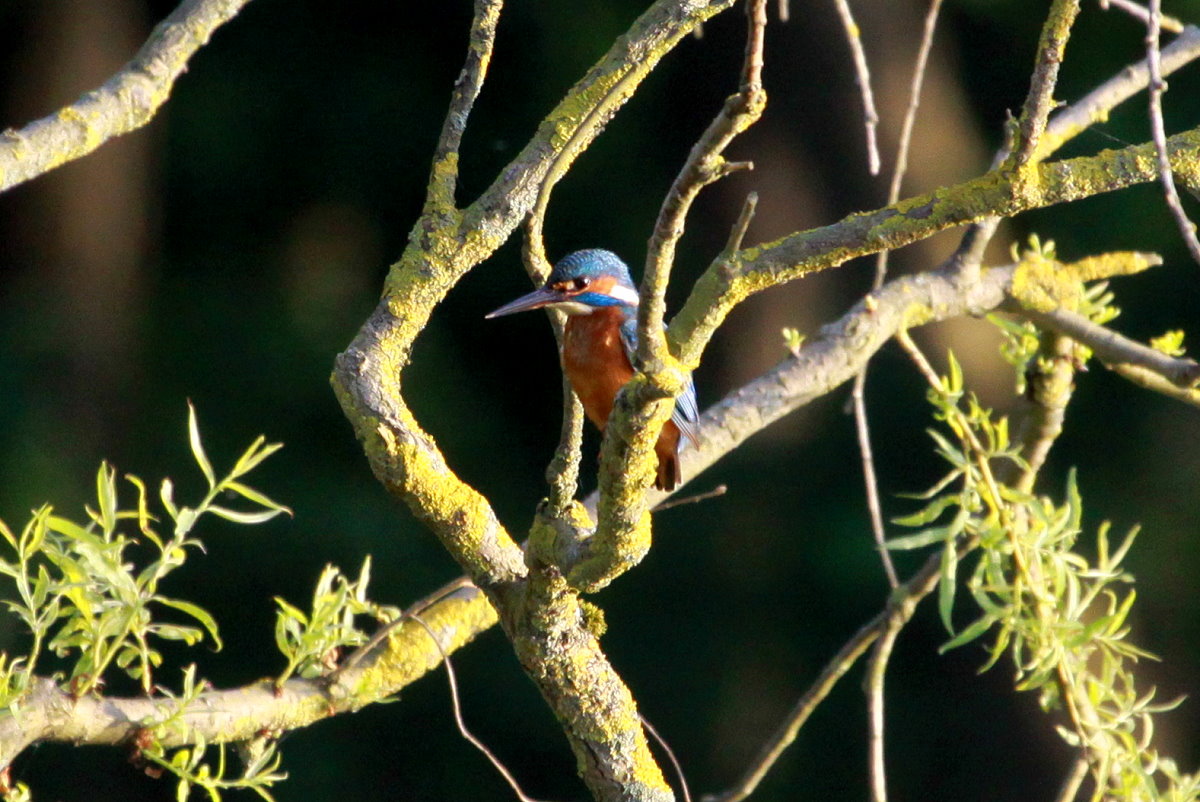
[{"xmin": 571, "ymin": 277, "xmax": 589, "ymax": 291}]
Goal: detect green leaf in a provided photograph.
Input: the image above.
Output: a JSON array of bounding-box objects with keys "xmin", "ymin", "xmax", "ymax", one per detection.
[
  {"xmin": 939, "ymin": 613, "xmax": 998, "ymax": 653},
  {"xmin": 149, "ymin": 624, "xmax": 204, "ymax": 645},
  {"xmin": 231, "ymin": 437, "xmax": 284, "ymax": 478},
  {"xmin": 926, "ymin": 428, "xmax": 966, "ymax": 468},
  {"xmin": 945, "ymin": 350, "xmax": 963, "ymax": 395},
  {"xmin": 938, "ymin": 540, "xmax": 958, "ymax": 634},
  {"xmin": 95, "ymin": 463, "xmax": 119, "ymax": 535},
  {"xmin": 124, "ymin": 474, "xmax": 162, "ymax": 548},
  {"xmin": 892, "ymin": 494, "xmax": 960, "ymax": 528},
  {"xmin": 156, "ymin": 597, "xmax": 223, "ymax": 650},
  {"xmin": 188, "ymin": 403, "xmax": 217, "ymax": 490},
  {"xmin": 160, "ymin": 478, "xmax": 179, "ymax": 521},
  {"xmin": 206, "ymin": 506, "xmax": 286, "ymax": 525},
  {"xmin": 222, "ymin": 482, "xmax": 292, "ymax": 516},
  {"xmin": 885, "ymin": 526, "xmax": 956, "ymax": 551}
]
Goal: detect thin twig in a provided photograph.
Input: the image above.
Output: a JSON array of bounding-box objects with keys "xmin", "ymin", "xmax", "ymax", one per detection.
[
  {"xmin": 640, "ymin": 0, "xmax": 768, "ymax": 364},
  {"xmin": 850, "ymin": 392, "xmax": 898, "ymax": 586},
  {"xmin": 724, "ymin": 193, "xmax": 759, "ymax": 256},
  {"xmin": 865, "ymin": 616, "xmax": 904, "ymax": 802},
  {"xmin": 879, "ymin": 0, "xmax": 945, "ymax": 231},
  {"xmin": 851, "ymin": 0, "xmax": 943, "ymax": 591},
  {"xmin": 427, "ymin": 0, "xmax": 505, "ymax": 210},
  {"xmin": 334, "ymin": 577, "xmax": 475, "ymax": 676},
  {"xmin": 1018, "ymin": 306, "xmax": 1200, "ymax": 387},
  {"xmin": 1145, "ymin": 2, "xmax": 1200, "ymax": 266},
  {"xmin": 1099, "ymin": 0, "xmax": 1184, "ymax": 33},
  {"xmin": 702, "ymin": 549, "xmax": 948, "ymax": 802},
  {"xmin": 652, "ymin": 484, "xmax": 727, "ymax": 512},
  {"xmin": 1110, "ymin": 362, "xmax": 1200, "ymax": 406},
  {"xmin": 640, "ymin": 716, "xmax": 692, "ymax": 802},
  {"xmin": 830, "ymin": 0, "xmax": 881, "ymax": 175},
  {"xmin": 409, "ymin": 613, "xmax": 549, "ymax": 802}
]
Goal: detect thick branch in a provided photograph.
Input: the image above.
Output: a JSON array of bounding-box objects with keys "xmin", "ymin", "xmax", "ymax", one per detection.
[
  {"xmin": 0, "ymin": 0, "xmax": 252, "ymax": 193},
  {"xmin": 0, "ymin": 586, "xmax": 496, "ymax": 766}
]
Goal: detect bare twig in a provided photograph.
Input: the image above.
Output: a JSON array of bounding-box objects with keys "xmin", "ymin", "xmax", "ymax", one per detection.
[
  {"xmin": 1145, "ymin": 2, "xmax": 1200, "ymax": 265},
  {"xmin": 652, "ymin": 484, "xmax": 727, "ymax": 511},
  {"xmin": 724, "ymin": 192, "xmax": 759, "ymax": 256},
  {"xmin": 0, "ymin": 0, "xmax": 254, "ymax": 193},
  {"xmin": 851, "ymin": 0, "xmax": 943, "ymax": 591},
  {"xmin": 850, "ymin": 393, "xmax": 898, "ymax": 586},
  {"xmin": 830, "ymin": 0, "xmax": 881, "ymax": 175},
  {"xmin": 865, "ymin": 614, "xmax": 904, "ymax": 802},
  {"xmin": 640, "ymin": 0, "xmax": 768, "ymax": 364},
  {"xmin": 641, "ymin": 716, "xmax": 692, "ymax": 802},
  {"xmin": 1110, "ymin": 362, "xmax": 1200, "ymax": 406},
  {"xmin": 409, "ymin": 613, "xmax": 548, "ymax": 802},
  {"xmin": 1053, "ymin": 755, "xmax": 1090, "ymax": 802},
  {"xmin": 1099, "ymin": 0, "xmax": 1184, "ymax": 33},
  {"xmin": 702, "ymin": 549, "xmax": 948, "ymax": 802},
  {"xmin": 427, "ymin": 0, "xmax": 505, "ymax": 210}
]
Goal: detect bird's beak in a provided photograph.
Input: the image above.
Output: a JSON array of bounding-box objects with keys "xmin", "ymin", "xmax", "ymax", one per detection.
[{"xmin": 484, "ymin": 286, "xmax": 564, "ymax": 318}]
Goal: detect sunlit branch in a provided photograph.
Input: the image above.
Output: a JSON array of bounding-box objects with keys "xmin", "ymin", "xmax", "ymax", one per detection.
[{"xmin": 0, "ymin": 0, "xmax": 253, "ymax": 193}]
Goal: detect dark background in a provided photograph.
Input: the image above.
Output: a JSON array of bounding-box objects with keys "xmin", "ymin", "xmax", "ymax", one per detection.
[{"xmin": 1, "ymin": 1, "xmax": 1199, "ymax": 799}]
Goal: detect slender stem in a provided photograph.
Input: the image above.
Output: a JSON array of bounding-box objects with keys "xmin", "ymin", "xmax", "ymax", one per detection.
[
  {"xmin": 702, "ymin": 550, "xmax": 947, "ymax": 802},
  {"xmin": 426, "ymin": 0, "xmax": 505, "ymax": 211},
  {"xmin": 830, "ymin": 0, "xmax": 881, "ymax": 175},
  {"xmin": 1145, "ymin": 2, "xmax": 1200, "ymax": 265},
  {"xmin": 853, "ymin": 0, "xmax": 943, "ymax": 590},
  {"xmin": 640, "ymin": 0, "xmax": 768, "ymax": 364}
]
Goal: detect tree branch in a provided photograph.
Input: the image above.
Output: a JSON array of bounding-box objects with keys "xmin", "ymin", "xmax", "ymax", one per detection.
[
  {"xmin": 571, "ymin": 0, "xmax": 769, "ymax": 594},
  {"xmin": 0, "ymin": 0, "xmax": 253, "ymax": 193},
  {"xmin": 1008, "ymin": 0, "xmax": 1081, "ymax": 169},
  {"xmin": 670, "ymin": 125, "xmax": 1200, "ymax": 368},
  {"xmin": 425, "ymin": 0, "xmax": 505, "ymax": 212}
]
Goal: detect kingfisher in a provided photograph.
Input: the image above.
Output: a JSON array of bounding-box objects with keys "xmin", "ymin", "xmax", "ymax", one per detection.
[{"xmin": 486, "ymin": 249, "xmax": 700, "ymax": 491}]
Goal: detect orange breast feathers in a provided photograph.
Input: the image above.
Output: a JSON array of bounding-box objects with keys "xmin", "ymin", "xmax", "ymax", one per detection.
[
  {"xmin": 562, "ymin": 309, "xmax": 685, "ymax": 491},
  {"xmin": 562, "ymin": 309, "xmax": 634, "ymax": 431}
]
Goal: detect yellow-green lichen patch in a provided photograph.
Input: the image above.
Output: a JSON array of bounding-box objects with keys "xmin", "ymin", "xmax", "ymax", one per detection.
[{"xmin": 341, "ymin": 592, "xmax": 499, "ymax": 706}]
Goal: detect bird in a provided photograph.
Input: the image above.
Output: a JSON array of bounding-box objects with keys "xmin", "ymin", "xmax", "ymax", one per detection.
[{"xmin": 486, "ymin": 249, "xmax": 699, "ymax": 491}]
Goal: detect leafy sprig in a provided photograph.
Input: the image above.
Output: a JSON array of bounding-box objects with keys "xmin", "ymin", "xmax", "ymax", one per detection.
[
  {"xmin": 891, "ymin": 339, "xmax": 1200, "ymax": 800},
  {"xmin": 0, "ymin": 404, "xmax": 290, "ymax": 698},
  {"xmin": 274, "ymin": 557, "xmax": 398, "ymax": 687}
]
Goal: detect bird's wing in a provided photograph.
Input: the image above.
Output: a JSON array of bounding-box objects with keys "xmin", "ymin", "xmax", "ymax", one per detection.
[{"xmin": 619, "ymin": 317, "xmax": 701, "ymax": 447}]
